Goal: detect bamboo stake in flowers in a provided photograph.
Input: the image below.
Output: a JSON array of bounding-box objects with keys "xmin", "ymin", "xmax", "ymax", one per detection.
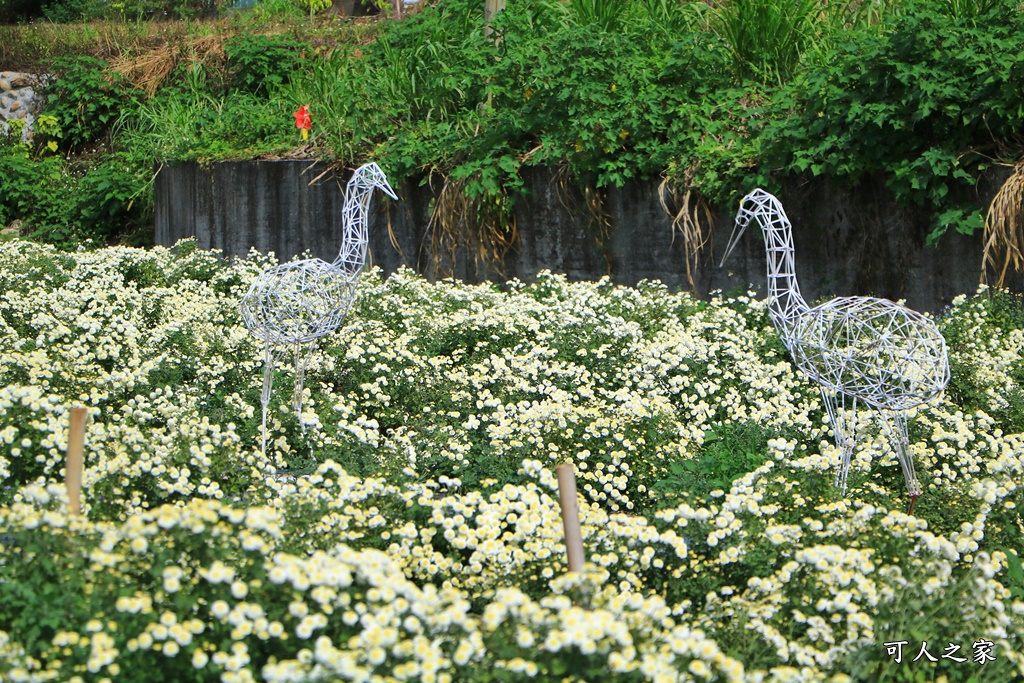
[
  {"xmin": 65, "ymin": 406, "xmax": 87, "ymax": 516},
  {"xmin": 556, "ymin": 462, "xmax": 586, "ymax": 572}
]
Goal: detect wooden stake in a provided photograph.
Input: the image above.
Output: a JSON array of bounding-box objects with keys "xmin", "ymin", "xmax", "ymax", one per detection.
[
  {"xmin": 66, "ymin": 407, "xmax": 86, "ymax": 516},
  {"xmin": 555, "ymin": 462, "xmax": 585, "ymax": 572},
  {"xmin": 484, "ymin": 0, "xmax": 505, "ymax": 37}
]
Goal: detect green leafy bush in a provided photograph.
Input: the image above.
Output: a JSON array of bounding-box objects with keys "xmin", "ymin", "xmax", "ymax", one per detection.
[
  {"xmin": 484, "ymin": 16, "xmax": 726, "ymax": 188},
  {"xmin": 0, "ymin": 141, "xmax": 74, "ymax": 243},
  {"xmin": 38, "ymin": 0, "xmax": 107, "ymax": 22},
  {"xmin": 1, "ymin": 0, "xmax": 227, "ymax": 21},
  {"xmin": 0, "ymin": 130, "xmax": 150, "ymax": 247},
  {"xmin": 42, "ymin": 56, "xmax": 129, "ymax": 150},
  {"xmin": 224, "ymin": 33, "xmax": 309, "ymax": 96},
  {"xmin": 104, "ymin": 0, "xmax": 227, "ymax": 20},
  {"xmin": 764, "ymin": 1, "xmax": 1024, "ymax": 242},
  {"xmin": 70, "ymin": 152, "xmax": 153, "ymax": 244},
  {"xmin": 0, "ymin": 0, "xmax": 36, "ymax": 21}
]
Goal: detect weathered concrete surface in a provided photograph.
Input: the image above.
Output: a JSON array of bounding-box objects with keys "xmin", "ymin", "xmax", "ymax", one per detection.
[{"xmin": 154, "ymin": 160, "xmax": 1024, "ymax": 313}]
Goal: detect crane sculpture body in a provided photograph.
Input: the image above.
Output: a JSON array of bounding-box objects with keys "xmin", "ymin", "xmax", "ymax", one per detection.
[
  {"xmin": 241, "ymin": 162, "xmax": 397, "ymax": 453},
  {"xmin": 721, "ymin": 189, "xmax": 950, "ymax": 512}
]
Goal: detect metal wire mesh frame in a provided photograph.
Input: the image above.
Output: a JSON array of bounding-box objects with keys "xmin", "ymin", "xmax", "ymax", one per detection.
[
  {"xmin": 722, "ymin": 189, "xmax": 950, "ymax": 506},
  {"xmin": 240, "ymin": 162, "xmax": 397, "ymax": 453}
]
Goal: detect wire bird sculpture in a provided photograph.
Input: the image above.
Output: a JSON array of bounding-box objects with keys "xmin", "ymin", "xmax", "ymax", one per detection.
[
  {"xmin": 720, "ymin": 189, "xmax": 950, "ymax": 513},
  {"xmin": 241, "ymin": 162, "xmax": 398, "ymax": 453}
]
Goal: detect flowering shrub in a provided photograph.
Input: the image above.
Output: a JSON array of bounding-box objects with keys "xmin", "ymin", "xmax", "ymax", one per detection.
[{"xmin": 1, "ymin": 241, "xmax": 1023, "ymax": 681}]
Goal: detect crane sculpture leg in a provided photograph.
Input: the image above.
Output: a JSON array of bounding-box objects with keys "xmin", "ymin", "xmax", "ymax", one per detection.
[
  {"xmin": 258, "ymin": 342, "xmax": 313, "ymax": 455},
  {"xmin": 820, "ymin": 389, "xmax": 859, "ymax": 494},
  {"xmin": 876, "ymin": 410, "xmax": 922, "ymax": 515},
  {"xmin": 293, "ymin": 343, "xmax": 309, "ymax": 427},
  {"xmin": 820, "ymin": 388, "xmax": 922, "ymax": 514},
  {"xmin": 260, "ymin": 344, "xmax": 274, "ymax": 455}
]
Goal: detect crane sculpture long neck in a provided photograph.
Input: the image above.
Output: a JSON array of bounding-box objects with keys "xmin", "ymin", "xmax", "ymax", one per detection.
[
  {"xmin": 746, "ymin": 190, "xmax": 810, "ymax": 346},
  {"xmin": 333, "ymin": 166, "xmax": 377, "ymax": 280}
]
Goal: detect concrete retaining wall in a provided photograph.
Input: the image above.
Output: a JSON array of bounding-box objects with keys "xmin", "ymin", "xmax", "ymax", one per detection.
[{"xmin": 154, "ymin": 160, "xmax": 1024, "ymax": 313}]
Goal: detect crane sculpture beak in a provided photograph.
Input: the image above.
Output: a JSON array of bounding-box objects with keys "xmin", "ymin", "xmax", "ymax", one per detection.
[
  {"xmin": 719, "ymin": 203, "xmax": 754, "ymax": 268},
  {"xmin": 361, "ymin": 162, "xmax": 399, "ymax": 201},
  {"xmin": 380, "ymin": 180, "xmax": 399, "ymax": 202}
]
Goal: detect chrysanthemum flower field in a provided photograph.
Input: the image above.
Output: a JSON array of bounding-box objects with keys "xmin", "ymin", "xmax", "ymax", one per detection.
[{"xmin": 1, "ymin": 240, "xmax": 1023, "ymax": 683}]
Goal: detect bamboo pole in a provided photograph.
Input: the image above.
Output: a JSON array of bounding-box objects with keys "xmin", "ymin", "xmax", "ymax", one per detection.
[
  {"xmin": 484, "ymin": 0, "xmax": 506, "ymax": 37},
  {"xmin": 65, "ymin": 406, "xmax": 86, "ymax": 516},
  {"xmin": 555, "ymin": 462, "xmax": 585, "ymax": 572}
]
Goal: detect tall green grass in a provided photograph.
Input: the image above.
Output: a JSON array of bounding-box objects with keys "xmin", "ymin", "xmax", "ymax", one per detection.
[
  {"xmin": 714, "ymin": 0, "xmax": 827, "ymax": 81},
  {"xmin": 711, "ymin": 0, "xmax": 903, "ymax": 81}
]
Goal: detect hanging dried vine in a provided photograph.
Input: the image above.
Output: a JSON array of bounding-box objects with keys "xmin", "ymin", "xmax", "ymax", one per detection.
[
  {"xmin": 423, "ymin": 171, "xmax": 518, "ymax": 280},
  {"xmin": 982, "ymin": 162, "xmax": 1024, "ymax": 287},
  {"xmin": 658, "ymin": 176, "xmax": 712, "ymax": 294}
]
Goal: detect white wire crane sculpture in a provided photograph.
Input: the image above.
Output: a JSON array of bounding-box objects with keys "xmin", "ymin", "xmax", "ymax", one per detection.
[
  {"xmin": 720, "ymin": 189, "xmax": 950, "ymax": 513},
  {"xmin": 241, "ymin": 162, "xmax": 398, "ymax": 453}
]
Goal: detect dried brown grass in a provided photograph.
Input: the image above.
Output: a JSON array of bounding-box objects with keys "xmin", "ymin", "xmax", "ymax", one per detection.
[
  {"xmin": 551, "ymin": 164, "xmax": 579, "ymax": 218},
  {"xmin": 658, "ymin": 176, "xmax": 712, "ymax": 294},
  {"xmin": 110, "ymin": 34, "xmax": 227, "ymax": 96},
  {"xmin": 981, "ymin": 162, "xmax": 1024, "ymax": 287},
  {"xmin": 581, "ymin": 184, "xmax": 614, "ymax": 276},
  {"xmin": 0, "ymin": 20, "xmax": 198, "ymax": 71},
  {"xmin": 0, "ymin": 14, "xmax": 378, "ymax": 74}
]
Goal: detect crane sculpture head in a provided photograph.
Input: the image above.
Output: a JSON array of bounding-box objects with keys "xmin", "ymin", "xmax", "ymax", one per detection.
[
  {"xmin": 334, "ymin": 162, "xmax": 399, "ymax": 282},
  {"xmin": 361, "ymin": 162, "xmax": 399, "ymax": 199},
  {"xmin": 720, "ymin": 189, "xmax": 809, "ymax": 345},
  {"xmin": 719, "ymin": 188, "xmax": 776, "ymax": 268}
]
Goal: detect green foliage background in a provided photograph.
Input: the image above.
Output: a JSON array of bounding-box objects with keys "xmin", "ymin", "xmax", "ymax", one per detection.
[{"xmin": 1, "ymin": 0, "xmax": 1023, "ymax": 249}]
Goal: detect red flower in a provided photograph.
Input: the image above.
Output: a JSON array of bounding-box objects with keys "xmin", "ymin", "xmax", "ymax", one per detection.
[{"xmin": 293, "ymin": 105, "xmax": 312, "ymax": 131}]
